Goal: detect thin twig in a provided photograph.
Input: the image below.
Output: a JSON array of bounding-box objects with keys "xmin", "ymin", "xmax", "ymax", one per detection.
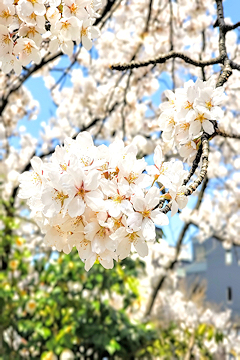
[
  {"xmin": 51, "ymin": 47, "xmax": 82, "ymax": 92},
  {"xmin": 214, "ymin": 129, "xmax": 240, "ymax": 140},
  {"xmin": 144, "ymin": 222, "xmax": 190, "ymax": 317},
  {"xmin": 215, "ymin": 0, "xmax": 233, "ymax": 87},
  {"xmin": 145, "ymin": 171, "xmax": 210, "ymax": 317}
]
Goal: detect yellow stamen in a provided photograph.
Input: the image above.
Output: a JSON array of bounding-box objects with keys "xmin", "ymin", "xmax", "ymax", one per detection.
[
  {"xmin": 60, "ymin": 163, "xmax": 67, "ymax": 171},
  {"xmin": 168, "ymin": 116, "xmax": 175, "ymax": 125},
  {"xmin": 180, "ymin": 123, "xmax": 190, "ymax": 131},
  {"xmin": 76, "ymin": 188, "xmax": 85, "ymax": 198},
  {"xmin": 184, "ymin": 100, "xmax": 193, "ymax": 109},
  {"xmin": 62, "ymin": 21, "xmax": 70, "ymax": 30},
  {"xmin": 127, "ymin": 232, "xmax": 140, "ymax": 244},
  {"xmin": 2, "ymin": 34, "xmax": 11, "ymax": 45},
  {"xmin": 31, "ymin": 172, "xmax": 42, "ymax": 185},
  {"xmin": 70, "ymin": 3, "xmax": 78, "ymax": 13},
  {"xmin": 54, "ymin": 191, "xmax": 69, "ymax": 207},
  {"xmin": 141, "ymin": 209, "xmax": 150, "ymax": 218},
  {"xmin": 81, "ymin": 27, "xmax": 88, "ymax": 37},
  {"xmin": 195, "ymin": 113, "xmax": 206, "ymax": 123},
  {"xmin": 113, "ymin": 194, "xmax": 123, "ymax": 203},
  {"xmin": 23, "ymin": 42, "xmax": 33, "ymax": 54},
  {"xmin": 205, "ymin": 100, "xmax": 212, "ymax": 110},
  {"xmin": 127, "ymin": 172, "xmax": 137, "ymax": 183},
  {"xmin": 0, "ymin": 9, "xmax": 11, "ymax": 19}
]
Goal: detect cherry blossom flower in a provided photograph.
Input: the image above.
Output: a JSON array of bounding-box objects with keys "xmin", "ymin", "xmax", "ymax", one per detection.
[
  {"xmin": 80, "ymin": 19, "xmax": 100, "ymax": 50},
  {"xmin": 0, "ymin": 25, "xmax": 13, "ymax": 56},
  {"xmin": 0, "ymin": 3, "xmax": 15, "ymax": 26},
  {"xmin": 147, "ymin": 145, "xmax": 174, "ymax": 189},
  {"xmin": 0, "ymin": 54, "xmax": 22, "ymax": 75},
  {"xmin": 63, "ymin": 0, "xmax": 88, "ymax": 20},
  {"xmin": 159, "ymin": 77, "xmax": 226, "ymax": 162},
  {"xmin": 41, "ymin": 174, "xmax": 74, "ymax": 218},
  {"xmin": 0, "ymin": 0, "xmax": 103, "ymax": 72},
  {"xmin": 17, "ymin": 0, "xmax": 46, "ymax": 17},
  {"xmin": 18, "ymin": 157, "xmax": 44, "ymax": 199},
  {"xmin": 66, "ymin": 167, "xmax": 104, "ymax": 217},
  {"xmin": 111, "ymin": 227, "xmax": 149, "ymax": 260},
  {"xmin": 18, "ymin": 132, "xmax": 175, "ymax": 271},
  {"xmin": 169, "ymin": 185, "xmax": 188, "ymax": 217},
  {"xmin": 14, "ymin": 38, "xmax": 41, "ymax": 66},
  {"xmin": 127, "ymin": 187, "xmax": 169, "ymax": 240},
  {"xmin": 85, "ymin": 249, "xmax": 117, "ymax": 271},
  {"xmin": 188, "ymin": 108, "xmax": 214, "ymax": 137}
]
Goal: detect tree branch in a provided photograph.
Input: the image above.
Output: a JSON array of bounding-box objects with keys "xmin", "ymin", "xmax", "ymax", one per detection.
[
  {"xmin": 0, "ymin": 51, "xmax": 62, "ymax": 118},
  {"xmin": 215, "ymin": 0, "xmax": 233, "ymax": 87},
  {"xmin": 214, "ymin": 129, "xmax": 240, "ymax": 140},
  {"xmin": 144, "ymin": 222, "xmax": 190, "ymax": 318},
  {"xmin": 184, "ymin": 134, "xmax": 209, "ymax": 197},
  {"xmin": 111, "ymin": 51, "xmax": 222, "ymax": 71},
  {"xmin": 160, "ymin": 133, "xmax": 210, "ymax": 215},
  {"xmin": 182, "ymin": 143, "xmax": 203, "ymax": 186},
  {"xmin": 145, "ymin": 169, "xmax": 210, "ymax": 318}
]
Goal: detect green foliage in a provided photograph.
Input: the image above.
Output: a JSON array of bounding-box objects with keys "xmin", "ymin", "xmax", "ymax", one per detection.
[
  {"xmin": 142, "ymin": 322, "xmax": 225, "ymax": 360},
  {"xmin": 0, "ymin": 211, "xmax": 227, "ymax": 359},
  {"xmin": 1, "ymin": 220, "xmax": 158, "ymax": 360}
]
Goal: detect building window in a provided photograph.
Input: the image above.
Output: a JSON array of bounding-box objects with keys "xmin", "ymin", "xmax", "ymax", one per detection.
[
  {"xmin": 225, "ymin": 249, "xmax": 232, "ymax": 265},
  {"xmin": 195, "ymin": 245, "xmax": 205, "ymax": 262},
  {"xmin": 236, "ymin": 326, "xmax": 240, "ymax": 337},
  {"xmin": 227, "ymin": 287, "xmax": 232, "ymax": 302}
]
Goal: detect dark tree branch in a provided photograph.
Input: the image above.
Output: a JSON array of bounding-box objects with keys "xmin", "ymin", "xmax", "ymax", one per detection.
[
  {"xmin": 0, "ymin": 1, "xmax": 120, "ymax": 118},
  {"xmin": 200, "ymin": 30, "xmax": 206, "ymax": 81},
  {"xmin": 121, "ymin": 71, "xmax": 132, "ymax": 140},
  {"xmin": 182, "ymin": 144, "xmax": 203, "ymax": 186},
  {"xmin": 215, "ymin": 0, "xmax": 233, "ymax": 87},
  {"xmin": 94, "ymin": 0, "xmax": 118, "ymax": 27},
  {"xmin": 160, "ymin": 133, "xmax": 209, "ymax": 215},
  {"xmin": 144, "ymin": 222, "xmax": 190, "ymax": 317},
  {"xmin": 168, "ymin": 0, "xmax": 175, "ymax": 89},
  {"xmin": 195, "ymin": 176, "xmax": 209, "ymax": 210},
  {"xmin": 225, "ymin": 21, "xmax": 240, "ymax": 32},
  {"xmin": 214, "ymin": 129, "xmax": 240, "ymax": 140},
  {"xmin": 230, "ymin": 60, "xmax": 240, "ymax": 71},
  {"xmin": 145, "ymin": 171, "xmax": 210, "ymax": 318},
  {"xmin": 112, "ymin": 0, "xmax": 240, "ymax": 90},
  {"xmin": 0, "ymin": 51, "xmax": 62, "ymax": 118},
  {"xmin": 186, "ymin": 138, "xmax": 208, "ymax": 192},
  {"xmin": 51, "ymin": 47, "xmax": 82, "ymax": 92},
  {"xmin": 111, "ymin": 51, "xmax": 222, "ymax": 71},
  {"xmin": 184, "ymin": 134, "xmax": 209, "ymax": 197},
  {"xmin": 144, "ymin": 0, "xmax": 153, "ymax": 33}
]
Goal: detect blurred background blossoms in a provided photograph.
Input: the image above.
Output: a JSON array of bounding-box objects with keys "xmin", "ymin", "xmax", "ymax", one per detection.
[{"xmin": 1, "ymin": 0, "xmax": 240, "ymax": 359}]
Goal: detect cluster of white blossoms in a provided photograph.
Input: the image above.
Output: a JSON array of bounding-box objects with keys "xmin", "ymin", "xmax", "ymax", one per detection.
[
  {"xmin": 0, "ymin": 0, "xmax": 102, "ymax": 74},
  {"xmin": 18, "ymin": 132, "xmax": 189, "ymax": 271},
  {"xmin": 159, "ymin": 77, "xmax": 226, "ymax": 163}
]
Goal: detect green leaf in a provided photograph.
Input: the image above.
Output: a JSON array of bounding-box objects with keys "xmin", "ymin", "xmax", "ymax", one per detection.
[
  {"xmin": 198, "ymin": 323, "xmax": 206, "ymax": 336},
  {"xmin": 36, "ymin": 327, "xmax": 52, "ymax": 340},
  {"xmin": 105, "ymin": 339, "xmax": 121, "ymax": 355}
]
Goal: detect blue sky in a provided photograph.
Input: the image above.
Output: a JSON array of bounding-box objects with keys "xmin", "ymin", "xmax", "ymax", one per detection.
[
  {"xmin": 224, "ymin": 0, "xmax": 240, "ymax": 22},
  {"xmin": 16, "ymin": 1, "xmax": 240, "ymax": 254}
]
